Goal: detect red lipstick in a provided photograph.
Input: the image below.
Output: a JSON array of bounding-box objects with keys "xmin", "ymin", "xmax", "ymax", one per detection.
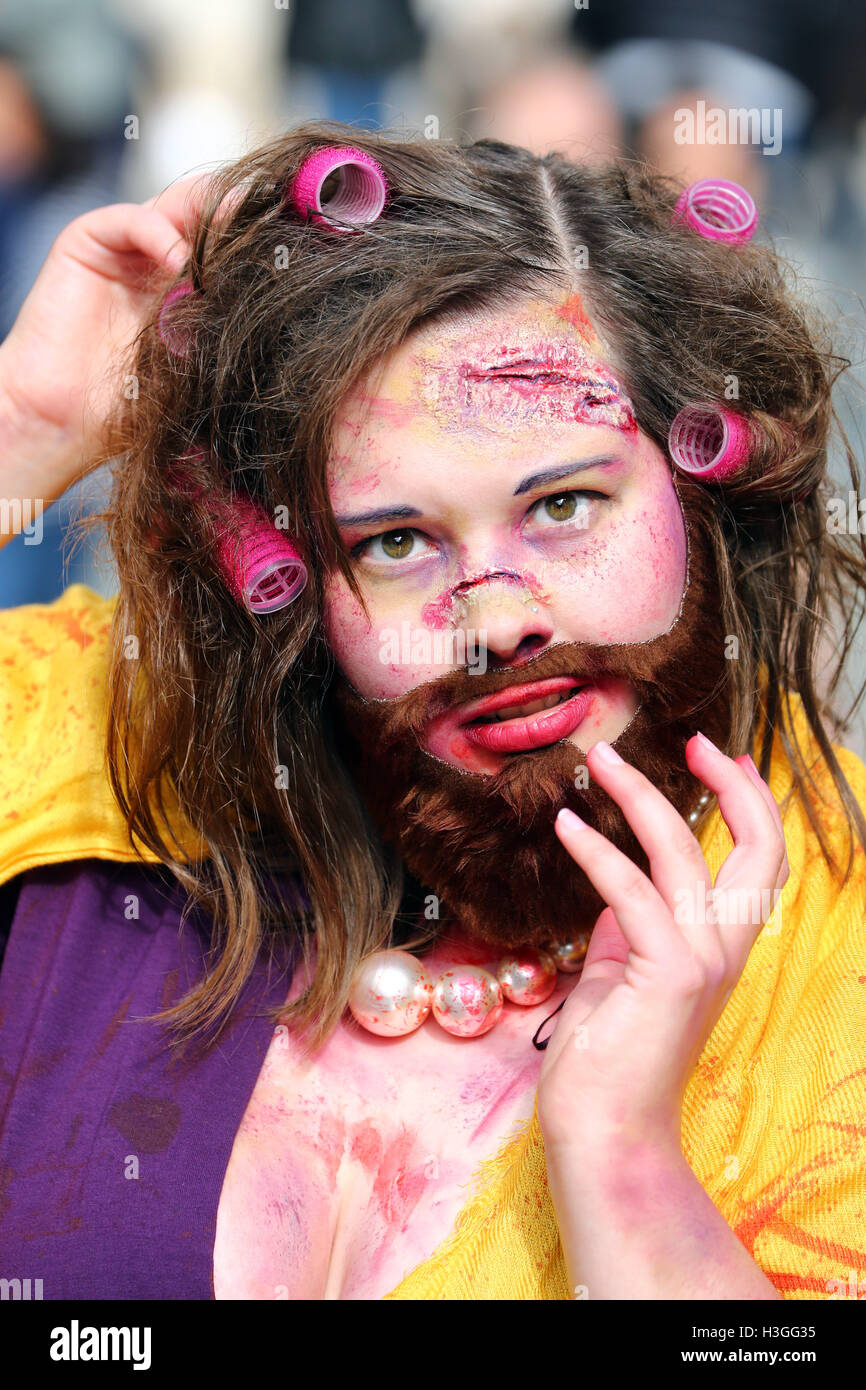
[
  {"xmin": 425, "ymin": 674, "xmax": 594, "ymax": 764},
  {"xmin": 461, "ymin": 676, "xmax": 593, "ymax": 753}
]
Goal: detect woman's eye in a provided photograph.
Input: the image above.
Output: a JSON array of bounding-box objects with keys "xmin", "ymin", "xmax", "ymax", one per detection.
[
  {"xmin": 530, "ymin": 490, "xmax": 602, "ymax": 526},
  {"xmin": 352, "ymin": 528, "xmax": 431, "ymax": 562}
]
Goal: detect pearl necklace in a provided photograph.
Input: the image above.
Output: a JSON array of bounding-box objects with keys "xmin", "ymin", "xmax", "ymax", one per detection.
[
  {"xmin": 347, "ymin": 789, "xmax": 715, "ymax": 1044},
  {"xmin": 347, "ymin": 936, "xmax": 589, "ymax": 1042}
]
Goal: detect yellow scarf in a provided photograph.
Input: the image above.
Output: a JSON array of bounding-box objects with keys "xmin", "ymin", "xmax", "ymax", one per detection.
[{"xmin": 1, "ymin": 584, "xmax": 865, "ymax": 1300}]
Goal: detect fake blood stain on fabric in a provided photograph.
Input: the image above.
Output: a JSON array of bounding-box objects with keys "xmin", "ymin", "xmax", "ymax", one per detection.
[{"xmin": 108, "ymin": 1094, "xmax": 182, "ymax": 1153}]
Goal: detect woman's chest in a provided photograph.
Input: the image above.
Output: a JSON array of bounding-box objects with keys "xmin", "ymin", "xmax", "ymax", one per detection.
[{"xmin": 212, "ymin": 987, "xmax": 567, "ymax": 1300}]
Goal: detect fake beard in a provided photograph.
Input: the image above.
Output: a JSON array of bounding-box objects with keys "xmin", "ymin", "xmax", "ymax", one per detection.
[{"xmin": 331, "ymin": 504, "xmax": 732, "ymax": 951}]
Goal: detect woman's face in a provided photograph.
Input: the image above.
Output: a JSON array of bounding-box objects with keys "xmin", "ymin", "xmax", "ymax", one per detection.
[{"xmin": 323, "ymin": 292, "xmax": 688, "ymax": 774}]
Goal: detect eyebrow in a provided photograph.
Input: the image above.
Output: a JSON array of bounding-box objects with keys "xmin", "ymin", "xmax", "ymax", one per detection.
[
  {"xmin": 333, "ymin": 456, "xmax": 623, "ymax": 528},
  {"xmin": 513, "ymin": 455, "xmax": 622, "ymax": 495},
  {"xmin": 333, "ymin": 503, "xmax": 424, "ymax": 527}
]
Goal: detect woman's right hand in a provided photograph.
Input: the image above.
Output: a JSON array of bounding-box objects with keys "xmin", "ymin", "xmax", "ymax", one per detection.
[{"xmin": 0, "ymin": 176, "xmax": 209, "ymax": 510}]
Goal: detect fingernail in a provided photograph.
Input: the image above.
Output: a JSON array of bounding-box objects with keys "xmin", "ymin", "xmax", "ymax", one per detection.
[
  {"xmin": 556, "ymin": 807, "xmax": 587, "ymax": 831},
  {"xmin": 591, "ymin": 740, "xmax": 623, "ymax": 766},
  {"xmin": 696, "ymin": 731, "xmax": 720, "ymax": 755}
]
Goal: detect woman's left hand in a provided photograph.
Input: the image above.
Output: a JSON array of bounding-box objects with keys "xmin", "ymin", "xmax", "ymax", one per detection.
[{"xmin": 537, "ymin": 730, "xmax": 789, "ymax": 1157}]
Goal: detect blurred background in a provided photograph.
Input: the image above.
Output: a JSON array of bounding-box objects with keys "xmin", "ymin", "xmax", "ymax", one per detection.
[{"xmin": 1, "ymin": 0, "xmax": 865, "ymax": 746}]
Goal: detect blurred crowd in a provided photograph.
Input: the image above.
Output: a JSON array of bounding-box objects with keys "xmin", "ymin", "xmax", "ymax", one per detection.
[{"xmin": 1, "ymin": 0, "xmax": 866, "ymax": 738}]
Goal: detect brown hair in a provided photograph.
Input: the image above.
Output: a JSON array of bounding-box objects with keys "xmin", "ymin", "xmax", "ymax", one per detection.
[{"xmin": 78, "ymin": 118, "xmax": 866, "ymax": 1055}]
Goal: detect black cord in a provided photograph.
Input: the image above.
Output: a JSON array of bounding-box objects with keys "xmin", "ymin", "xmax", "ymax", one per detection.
[{"xmin": 532, "ymin": 996, "xmax": 566, "ymax": 1050}]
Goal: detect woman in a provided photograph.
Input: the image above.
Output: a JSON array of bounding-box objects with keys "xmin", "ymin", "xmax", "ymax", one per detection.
[{"xmin": 0, "ymin": 120, "xmax": 864, "ymax": 1300}]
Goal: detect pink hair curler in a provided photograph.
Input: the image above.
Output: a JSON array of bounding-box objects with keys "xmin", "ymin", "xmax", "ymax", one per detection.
[
  {"xmin": 169, "ymin": 460, "xmax": 308, "ymax": 613},
  {"xmin": 668, "ymin": 404, "xmax": 752, "ymax": 482},
  {"xmin": 213, "ymin": 495, "xmax": 308, "ymax": 613},
  {"xmin": 157, "ymin": 281, "xmax": 196, "ymax": 357},
  {"xmin": 288, "ymin": 145, "xmax": 388, "ymax": 231},
  {"xmin": 673, "ymin": 179, "xmax": 758, "ymax": 245}
]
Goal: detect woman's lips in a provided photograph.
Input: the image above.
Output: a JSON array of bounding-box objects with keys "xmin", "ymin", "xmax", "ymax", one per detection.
[
  {"xmin": 463, "ymin": 682, "xmax": 593, "ymax": 753},
  {"xmin": 425, "ymin": 674, "xmax": 594, "ymax": 763}
]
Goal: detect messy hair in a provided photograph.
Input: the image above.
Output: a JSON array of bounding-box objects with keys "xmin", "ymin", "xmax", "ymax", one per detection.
[{"xmin": 82, "ymin": 118, "xmax": 866, "ymax": 1055}]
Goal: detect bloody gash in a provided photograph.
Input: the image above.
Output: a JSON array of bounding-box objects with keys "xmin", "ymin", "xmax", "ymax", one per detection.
[
  {"xmin": 421, "ymin": 342, "xmax": 640, "ymax": 435},
  {"xmin": 331, "ymin": 503, "xmax": 732, "ymax": 952}
]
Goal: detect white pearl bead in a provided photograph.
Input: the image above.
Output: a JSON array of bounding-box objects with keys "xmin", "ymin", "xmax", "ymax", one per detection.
[
  {"xmin": 432, "ymin": 966, "xmax": 504, "ymax": 1038},
  {"xmin": 547, "ymin": 935, "xmax": 591, "ymax": 973},
  {"xmin": 348, "ymin": 950, "xmax": 433, "ymax": 1037},
  {"xmin": 496, "ymin": 950, "xmax": 558, "ymax": 1006}
]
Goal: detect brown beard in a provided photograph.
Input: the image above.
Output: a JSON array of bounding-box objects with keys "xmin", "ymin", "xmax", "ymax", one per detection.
[{"xmin": 331, "ymin": 487, "xmax": 732, "ymax": 951}]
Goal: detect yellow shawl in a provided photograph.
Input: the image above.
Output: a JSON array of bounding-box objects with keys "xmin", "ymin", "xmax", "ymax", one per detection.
[{"xmin": 1, "ymin": 584, "xmax": 865, "ymax": 1300}]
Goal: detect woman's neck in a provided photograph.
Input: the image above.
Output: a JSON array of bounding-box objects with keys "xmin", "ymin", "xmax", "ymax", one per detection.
[{"xmin": 418, "ymin": 919, "xmax": 512, "ymax": 972}]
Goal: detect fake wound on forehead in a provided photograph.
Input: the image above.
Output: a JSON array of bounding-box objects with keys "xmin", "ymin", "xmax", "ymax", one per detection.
[{"xmin": 422, "ymin": 345, "xmax": 638, "ymax": 433}]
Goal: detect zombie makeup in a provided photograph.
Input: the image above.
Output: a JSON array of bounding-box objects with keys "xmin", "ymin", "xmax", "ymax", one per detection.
[
  {"xmin": 323, "ymin": 292, "xmax": 732, "ymax": 948},
  {"xmin": 324, "ymin": 294, "xmax": 688, "ymax": 771},
  {"xmin": 419, "ymin": 341, "xmax": 639, "ymax": 436}
]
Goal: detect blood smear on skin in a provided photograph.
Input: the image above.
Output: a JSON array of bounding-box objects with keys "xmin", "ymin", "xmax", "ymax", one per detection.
[
  {"xmin": 554, "ymin": 293, "xmax": 596, "ymax": 340},
  {"xmin": 420, "ymin": 347, "xmax": 638, "ymax": 435},
  {"xmin": 462, "ymin": 361, "xmax": 637, "ymax": 433}
]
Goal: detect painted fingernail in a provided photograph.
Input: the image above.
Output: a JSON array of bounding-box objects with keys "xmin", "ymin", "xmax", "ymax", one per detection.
[
  {"xmin": 592, "ymin": 740, "xmax": 623, "ymax": 765},
  {"xmin": 696, "ymin": 731, "xmax": 720, "ymax": 754},
  {"xmin": 556, "ymin": 807, "xmax": 587, "ymax": 831}
]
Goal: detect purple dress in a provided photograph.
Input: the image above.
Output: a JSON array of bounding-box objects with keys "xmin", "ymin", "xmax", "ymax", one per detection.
[{"xmin": 0, "ymin": 858, "xmax": 300, "ymax": 1299}]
